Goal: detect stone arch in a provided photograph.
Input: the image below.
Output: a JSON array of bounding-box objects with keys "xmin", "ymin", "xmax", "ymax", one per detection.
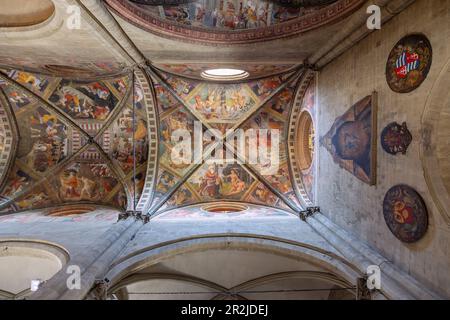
[
  {"xmin": 104, "ymin": 234, "xmax": 362, "ymax": 296},
  {"xmin": 288, "ymin": 70, "xmax": 317, "ymax": 207},
  {"xmin": 421, "ymin": 57, "xmax": 450, "ymax": 226},
  {"xmin": 0, "ymin": 239, "xmax": 69, "ymax": 299},
  {"xmin": 0, "ymin": 87, "xmax": 19, "ymax": 192}
]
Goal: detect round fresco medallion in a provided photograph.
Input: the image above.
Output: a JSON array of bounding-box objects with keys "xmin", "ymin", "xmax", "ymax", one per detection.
[
  {"xmin": 383, "ymin": 185, "xmax": 428, "ymax": 243},
  {"xmin": 386, "ymin": 34, "xmax": 432, "ymax": 93},
  {"xmin": 381, "ymin": 122, "xmax": 413, "ymax": 155}
]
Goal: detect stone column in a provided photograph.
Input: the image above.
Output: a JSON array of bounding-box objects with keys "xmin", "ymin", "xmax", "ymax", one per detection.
[
  {"xmin": 305, "ymin": 213, "xmax": 441, "ymax": 300},
  {"xmin": 29, "ymin": 216, "xmax": 142, "ymax": 300}
]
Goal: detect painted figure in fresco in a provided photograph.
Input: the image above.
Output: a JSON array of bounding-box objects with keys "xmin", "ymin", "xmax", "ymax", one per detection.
[
  {"xmin": 269, "ymin": 168, "xmax": 290, "ymax": 193},
  {"xmin": 331, "ymin": 109, "xmax": 371, "ymax": 178},
  {"xmin": 254, "ymin": 184, "xmax": 276, "ymax": 204},
  {"xmin": 134, "ymin": 84, "xmax": 144, "ymax": 110},
  {"xmin": 8, "ymin": 89, "xmax": 30, "ymax": 108},
  {"xmin": 160, "ymin": 111, "xmax": 191, "ymax": 171},
  {"xmin": 134, "ymin": 118, "xmax": 148, "ymax": 141},
  {"xmin": 59, "ymin": 164, "xmax": 117, "ymax": 202},
  {"xmin": 132, "ymin": 172, "xmax": 145, "ymax": 198},
  {"xmin": 270, "ymin": 88, "xmax": 292, "ymax": 115},
  {"xmin": 50, "ymin": 80, "xmax": 117, "ymax": 121},
  {"xmin": 13, "ymin": 71, "xmax": 49, "ymax": 92},
  {"xmin": 3, "ymin": 170, "xmax": 31, "ymax": 197},
  {"xmin": 16, "ymin": 192, "xmax": 49, "ymax": 209},
  {"xmin": 113, "ymin": 79, "xmax": 127, "ymax": 95},
  {"xmin": 199, "ymin": 165, "xmax": 221, "ymax": 198},
  {"xmin": 24, "ymin": 109, "xmax": 67, "ymax": 173},
  {"xmin": 164, "ymin": 6, "xmax": 190, "ymax": 23},
  {"xmin": 229, "ymin": 89, "xmax": 250, "ymax": 117},
  {"xmin": 81, "ymin": 82, "xmax": 110, "ymax": 101},
  {"xmin": 80, "ymin": 177, "xmax": 96, "ymax": 199},
  {"xmin": 114, "ymin": 190, "xmax": 127, "ymax": 209},
  {"xmin": 60, "ymin": 169, "xmax": 81, "ymax": 198},
  {"xmin": 156, "ymin": 172, "xmax": 176, "ymax": 196},
  {"xmin": 169, "ymin": 188, "xmax": 192, "ymax": 206},
  {"xmin": 321, "ymin": 95, "xmax": 376, "ymax": 185},
  {"xmin": 158, "ymin": 0, "xmax": 277, "ymax": 30},
  {"xmin": 251, "ymin": 77, "xmax": 282, "ymax": 98},
  {"xmin": 223, "ymin": 168, "xmax": 246, "ymax": 196},
  {"xmin": 167, "ymin": 77, "xmax": 194, "ymax": 96},
  {"xmin": 111, "ymin": 110, "xmax": 148, "ymax": 172}
]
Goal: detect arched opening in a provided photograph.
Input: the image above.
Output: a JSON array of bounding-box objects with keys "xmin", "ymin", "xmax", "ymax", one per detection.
[
  {"xmin": 0, "ymin": 240, "xmax": 68, "ymax": 300},
  {"xmin": 106, "ymin": 236, "xmax": 359, "ymax": 300},
  {"xmin": 421, "ymin": 57, "xmax": 450, "ymax": 226}
]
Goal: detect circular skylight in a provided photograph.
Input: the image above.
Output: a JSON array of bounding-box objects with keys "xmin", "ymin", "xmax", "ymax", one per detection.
[{"xmin": 201, "ymin": 68, "xmax": 249, "ymax": 81}]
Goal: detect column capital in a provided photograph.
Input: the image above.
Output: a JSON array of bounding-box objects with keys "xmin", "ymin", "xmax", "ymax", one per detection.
[{"xmin": 299, "ymin": 207, "xmax": 321, "ymax": 222}]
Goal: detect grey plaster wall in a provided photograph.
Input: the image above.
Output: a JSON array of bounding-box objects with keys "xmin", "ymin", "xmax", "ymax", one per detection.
[
  {"xmin": 0, "ymin": 208, "xmax": 119, "ymax": 257},
  {"xmin": 117, "ymin": 217, "xmax": 338, "ymax": 260},
  {"xmin": 317, "ymin": 0, "xmax": 450, "ymax": 298}
]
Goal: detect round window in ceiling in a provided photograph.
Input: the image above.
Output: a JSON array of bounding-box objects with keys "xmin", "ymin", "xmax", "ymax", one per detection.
[{"xmin": 201, "ymin": 68, "xmax": 250, "ymax": 82}]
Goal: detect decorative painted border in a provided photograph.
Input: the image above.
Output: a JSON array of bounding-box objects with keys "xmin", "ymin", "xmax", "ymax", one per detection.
[
  {"xmin": 134, "ymin": 68, "xmax": 159, "ymax": 213},
  {"xmin": 106, "ymin": 0, "xmax": 365, "ymax": 45},
  {"xmin": 287, "ymin": 69, "xmax": 316, "ymax": 208},
  {"xmin": 0, "ymin": 87, "xmax": 18, "ymax": 192}
]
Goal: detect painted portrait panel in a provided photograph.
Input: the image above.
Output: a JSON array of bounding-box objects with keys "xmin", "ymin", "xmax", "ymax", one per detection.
[
  {"xmin": 154, "ymin": 83, "xmax": 180, "ymax": 114},
  {"xmin": 187, "ymin": 83, "xmax": 257, "ymax": 123},
  {"xmin": 57, "ymin": 162, "xmax": 119, "ymax": 203},
  {"xmin": 16, "ymin": 106, "xmax": 69, "ymax": 174},
  {"xmin": 248, "ymin": 75, "xmax": 284, "ymax": 101},
  {"xmin": 164, "ymin": 74, "xmax": 197, "ymax": 98},
  {"xmin": 189, "ymin": 163, "xmax": 254, "ymax": 201},
  {"xmin": 109, "ymin": 107, "xmax": 149, "ymax": 175},
  {"xmin": 7, "ymin": 70, "xmax": 52, "ymax": 97},
  {"xmin": 245, "ymin": 182, "xmax": 278, "ymax": 206},
  {"xmin": 14, "ymin": 187, "xmax": 51, "ymax": 210},
  {"xmin": 1, "ymin": 166, "xmax": 34, "ymax": 199},
  {"xmin": 154, "ymin": 0, "xmax": 303, "ymax": 30},
  {"xmin": 321, "ymin": 94, "xmax": 377, "ymax": 185},
  {"xmin": 153, "ymin": 169, "xmax": 179, "ymax": 200},
  {"xmin": 159, "ymin": 108, "xmax": 196, "ymax": 176},
  {"xmin": 49, "ymin": 80, "xmax": 119, "ymax": 122},
  {"xmin": 0, "ymin": 83, "xmax": 33, "ymax": 110},
  {"xmin": 166, "ymin": 184, "xmax": 197, "ymax": 208}
]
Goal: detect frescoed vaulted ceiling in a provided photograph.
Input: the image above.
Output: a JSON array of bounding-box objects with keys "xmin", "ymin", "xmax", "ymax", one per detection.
[
  {"xmin": 0, "ymin": 68, "xmax": 155, "ymax": 214},
  {"xmin": 0, "ymin": 0, "xmax": 350, "ymax": 220},
  {"xmin": 0, "ymin": 62, "xmax": 318, "ymax": 219},
  {"xmin": 0, "ymin": 60, "xmax": 316, "ymax": 220},
  {"xmin": 145, "ymin": 66, "xmax": 311, "ymax": 217},
  {"xmin": 107, "ymin": 0, "xmax": 357, "ymax": 44}
]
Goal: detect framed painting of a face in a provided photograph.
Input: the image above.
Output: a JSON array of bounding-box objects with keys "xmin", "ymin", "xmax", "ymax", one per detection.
[{"xmin": 321, "ymin": 93, "xmax": 377, "ymax": 185}]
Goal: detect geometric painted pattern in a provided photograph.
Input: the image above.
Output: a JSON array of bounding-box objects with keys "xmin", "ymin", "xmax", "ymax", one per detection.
[
  {"xmin": 0, "ymin": 68, "xmax": 150, "ymax": 214},
  {"xmin": 287, "ymin": 69, "xmax": 316, "ymax": 208}
]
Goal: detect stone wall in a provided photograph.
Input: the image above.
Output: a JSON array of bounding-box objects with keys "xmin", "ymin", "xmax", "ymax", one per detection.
[{"xmin": 317, "ymin": 0, "xmax": 450, "ymax": 297}]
